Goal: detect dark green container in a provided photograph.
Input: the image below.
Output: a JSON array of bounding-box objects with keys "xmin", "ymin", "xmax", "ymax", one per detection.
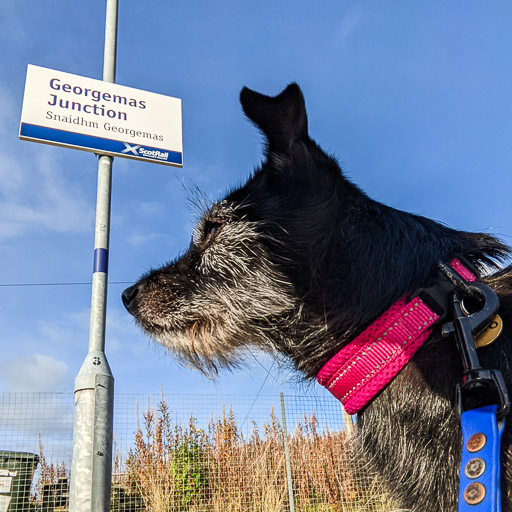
[{"xmin": 0, "ymin": 451, "xmax": 39, "ymax": 511}]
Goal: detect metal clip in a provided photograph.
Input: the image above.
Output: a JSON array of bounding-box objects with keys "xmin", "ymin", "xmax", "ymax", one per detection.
[
  {"xmin": 444, "ymin": 283, "xmax": 510, "ymax": 420},
  {"xmin": 455, "ymin": 371, "xmax": 510, "ymax": 420},
  {"xmin": 442, "ymin": 282, "xmax": 499, "ymax": 340}
]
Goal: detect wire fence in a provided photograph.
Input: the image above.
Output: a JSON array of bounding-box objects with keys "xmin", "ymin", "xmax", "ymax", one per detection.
[{"xmin": 0, "ymin": 392, "xmax": 389, "ymax": 511}]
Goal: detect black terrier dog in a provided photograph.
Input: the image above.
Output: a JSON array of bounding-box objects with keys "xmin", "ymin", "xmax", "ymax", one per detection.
[{"xmin": 123, "ymin": 84, "xmax": 512, "ymax": 511}]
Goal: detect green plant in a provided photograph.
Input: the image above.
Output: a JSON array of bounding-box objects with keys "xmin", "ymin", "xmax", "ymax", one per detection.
[{"xmin": 169, "ymin": 422, "xmax": 208, "ymax": 510}]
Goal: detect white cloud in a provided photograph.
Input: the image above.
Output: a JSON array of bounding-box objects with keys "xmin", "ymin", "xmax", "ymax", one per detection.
[
  {"xmin": 0, "ymin": 86, "xmax": 19, "ymax": 136},
  {"xmin": 0, "ymin": 393, "xmax": 74, "ymax": 458},
  {"xmin": 38, "ymin": 307, "xmax": 146, "ymax": 356},
  {"xmin": 107, "ymin": 308, "xmax": 136, "ymax": 335},
  {"xmin": 0, "ymin": 87, "xmax": 94, "ymax": 238},
  {"xmin": 335, "ymin": 7, "xmax": 361, "ymax": 44},
  {"xmin": 0, "ymin": 353, "xmax": 70, "ymax": 392},
  {"xmin": 38, "ymin": 320, "xmax": 82, "ymax": 348},
  {"xmin": 0, "ymin": 1, "xmax": 27, "ymax": 46},
  {"xmin": 0, "ymin": 149, "xmax": 94, "ymax": 237},
  {"xmin": 127, "ymin": 231, "xmax": 166, "ymax": 246},
  {"xmin": 139, "ymin": 201, "xmax": 164, "ymax": 216},
  {"xmin": 106, "ymin": 308, "xmax": 149, "ymax": 356}
]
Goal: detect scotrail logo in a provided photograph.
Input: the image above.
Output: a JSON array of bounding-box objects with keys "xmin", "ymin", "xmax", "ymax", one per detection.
[
  {"xmin": 121, "ymin": 143, "xmax": 140, "ymax": 156},
  {"xmin": 121, "ymin": 142, "xmax": 169, "ymax": 161}
]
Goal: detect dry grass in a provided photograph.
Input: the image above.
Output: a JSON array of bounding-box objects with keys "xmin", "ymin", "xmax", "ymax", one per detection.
[
  {"xmin": 31, "ymin": 395, "xmax": 387, "ymax": 511},
  {"xmin": 37, "ymin": 435, "xmax": 67, "ymax": 488},
  {"xmin": 125, "ymin": 394, "xmax": 387, "ymax": 512}
]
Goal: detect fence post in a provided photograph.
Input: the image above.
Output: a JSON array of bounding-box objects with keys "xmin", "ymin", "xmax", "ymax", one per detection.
[
  {"xmin": 280, "ymin": 393, "xmax": 295, "ymax": 512},
  {"xmin": 342, "ymin": 405, "xmax": 354, "ymax": 436},
  {"xmin": 69, "ymin": 1, "xmax": 118, "ymax": 511}
]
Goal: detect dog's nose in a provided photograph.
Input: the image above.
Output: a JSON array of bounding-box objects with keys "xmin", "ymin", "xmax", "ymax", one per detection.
[{"xmin": 122, "ymin": 284, "xmax": 139, "ymax": 313}]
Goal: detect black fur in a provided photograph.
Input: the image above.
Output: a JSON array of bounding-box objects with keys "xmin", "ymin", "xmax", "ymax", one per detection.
[{"xmin": 124, "ymin": 83, "xmax": 512, "ymax": 511}]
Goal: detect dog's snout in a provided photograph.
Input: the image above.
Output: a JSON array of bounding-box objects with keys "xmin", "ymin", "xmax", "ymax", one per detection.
[{"xmin": 122, "ymin": 284, "xmax": 139, "ymax": 313}]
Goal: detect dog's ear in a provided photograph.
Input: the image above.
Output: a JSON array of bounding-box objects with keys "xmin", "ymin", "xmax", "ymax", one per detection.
[{"xmin": 240, "ymin": 83, "xmax": 309, "ymax": 152}]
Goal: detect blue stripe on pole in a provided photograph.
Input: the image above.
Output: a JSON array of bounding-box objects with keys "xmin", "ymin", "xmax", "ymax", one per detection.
[
  {"xmin": 20, "ymin": 123, "xmax": 183, "ymax": 165},
  {"xmin": 93, "ymin": 248, "xmax": 109, "ymax": 274}
]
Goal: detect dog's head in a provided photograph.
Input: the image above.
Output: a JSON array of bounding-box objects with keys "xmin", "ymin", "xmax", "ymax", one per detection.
[{"xmin": 123, "ymin": 84, "xmax": 508, "ymax": 377}]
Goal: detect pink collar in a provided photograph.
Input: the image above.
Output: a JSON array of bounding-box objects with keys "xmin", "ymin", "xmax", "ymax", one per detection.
[{"xmin": 317, "ymin": 259, "xmax": 476, "ymax": 414}]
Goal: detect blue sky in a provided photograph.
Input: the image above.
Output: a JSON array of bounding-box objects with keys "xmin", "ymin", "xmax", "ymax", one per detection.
[{"xmin": 1, "ymin": 1, "xmax": 511, "ymax": 397}]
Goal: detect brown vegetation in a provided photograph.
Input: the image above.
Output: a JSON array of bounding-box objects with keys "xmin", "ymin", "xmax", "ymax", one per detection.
[
  {"xmin": 32, "ymin": 396, "xmax": 387, "ymax": 511},
  {"xmin": 124, "ymin": 395, "xmax": 386, "ymax": 512}
]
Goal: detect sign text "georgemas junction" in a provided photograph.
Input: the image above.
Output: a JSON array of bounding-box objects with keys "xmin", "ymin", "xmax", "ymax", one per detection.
[{"xmin": 20, "ymin": 65, "xmax": 183, "ymax": 167}]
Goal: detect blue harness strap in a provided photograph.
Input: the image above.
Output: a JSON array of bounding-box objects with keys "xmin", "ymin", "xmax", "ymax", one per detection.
[{"xmin": 459, "ymin": 405, "xmax": 505, "ymax": 511}]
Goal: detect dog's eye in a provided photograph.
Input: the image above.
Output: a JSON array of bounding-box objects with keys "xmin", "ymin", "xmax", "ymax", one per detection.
[{"xmin": 203, "ymin": 221, "xmax": 223, "ymax": 245}]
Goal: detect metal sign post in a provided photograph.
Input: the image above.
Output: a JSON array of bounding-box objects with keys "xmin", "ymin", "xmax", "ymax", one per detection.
[
  {"xmin": 69, "ymin": 1, "xmax": 118, "ymax": 511},
  {"xmin": 18, "ymin": 0, "xmax": 183, "ymax": 508}
]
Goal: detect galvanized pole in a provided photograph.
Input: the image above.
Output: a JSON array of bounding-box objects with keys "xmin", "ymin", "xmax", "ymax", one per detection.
[
  {"xmin": 69, "ymin": 1, "xmax": 118, "ymax": 511},
  {"xmin": 280, "ymin": 393, "xmax": 295, "ymax": 512}
]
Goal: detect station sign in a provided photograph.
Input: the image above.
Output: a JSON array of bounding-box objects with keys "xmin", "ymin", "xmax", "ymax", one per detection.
[{"xmin": 19, "ymin": 65, "xmax": 183, "ymax": 167}]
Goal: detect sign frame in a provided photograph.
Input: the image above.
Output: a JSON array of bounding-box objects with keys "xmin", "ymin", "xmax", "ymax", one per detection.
[{"xmin": 19, "ymin": 65, "xmax": 183, "ymax": 167}]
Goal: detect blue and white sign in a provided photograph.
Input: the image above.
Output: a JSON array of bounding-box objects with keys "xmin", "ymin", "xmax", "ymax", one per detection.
[{"xmin": 19, "ymin": 65, "xmax": 183, "ymax": 167}]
